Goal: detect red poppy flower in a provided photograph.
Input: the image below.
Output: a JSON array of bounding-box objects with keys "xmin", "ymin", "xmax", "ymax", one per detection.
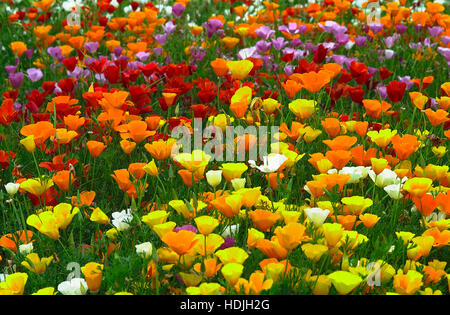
[{"xmin": 386, "ymin": 80, "xmax": 406, "ymax": 103}]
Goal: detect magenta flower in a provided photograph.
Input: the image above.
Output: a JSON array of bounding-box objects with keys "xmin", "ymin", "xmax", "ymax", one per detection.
[
  {"xmin": 27, "ymin": 68, "xmax": 43, "ymax": 82},
  {"xmin": 9, "ymin": 72, "xmax": 24, "ymax": 89},
  {"xmin": 172, "ymin": 3, "xmax": 185, "ymax": 18}
]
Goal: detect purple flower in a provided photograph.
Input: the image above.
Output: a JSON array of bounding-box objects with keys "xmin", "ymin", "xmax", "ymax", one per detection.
[
  {"xmin": 278, "ymin": 22, "xmax": 300, "ymax": 34},
  {"xmin": 442, "ymin": 36, "xmax": 450, "ymax": 46},
  {"xmin": 331, "ymin": 54, "xmax": 347, "ymax": 66},
  {"xmin": 5, "ymin": 65, "xmax": 17, "ymax": 75},
  {"xmin": 368, "ymin": 23, "xmax": 383, "ymax": 34},
  {"xmin": 24, "ymin": 49, "xmax": 33, "ymax": 59},
  {"xmin": 398, "ymin": 76, "xmax": 415, "ymax": 90},
  {"xmin": 255, "ymin": 40, "xmax": 271, "ymax": 53},
  {"xmin": 162, "ymin": 21, "xmax": 176, "ymax": 35},
  {"xmin": 84, "ymin": 42, "xmax": 99, "ymax": 54},
  {"xmin": 153, "ymin": 47, "xmax": 163, "ymax": 55},
  {"xmin": 396, "ymin": 24, "xmax": 408, "ymax": 34},
  {"xmin": 68, "ymin": 67, "xmax": 83, "ymax": 79},
  {"xmin": 290, "ymin": 38, "xmax": 302, "ymax": 48},
  {"xmin": 428, "ymin": 26, "xmax": 443, "ymax": 38},
  {"xmin": 271, "ymin": 37, "xmax": 287, "ymax": 51},
  {"xmin": 47, "ymin": 46, "xmax": 63, "ymax": 60},
  {"xmin": 155, "ymin": 34, "xmax": 167, "ymax": 45},
  {"xmin": 9, "ymin": 72, "xmax": 24, "ymax": 89},
  {"xmin": 383, "ymin": 35, "xmax": 398, "ymax": 49},
  {"xmin": 319, "ymin": 21, "xmax": 347, "ymax": 35},
  {"xmin": 172, "ymin": 3, "xmax": 185, "ymax": 18},
  {"xmin": 255, "ymin": 25, "xmax": 275, "ymax": 40},
  {"xmin": 113, "ymin": 46, "xmax": 123, "ymax": 58},
  {"xmin": 26, "ymin": 68, "xmax": 43, "ymax": 82},
  {"xmin": 219, "ymin": 237, "xmax": 235, "ymax": 250},
  {"xmin": 284, "ymin": 65, "xmax": 293, "ymax": 76},
  {"xmin": 437, "ymin": 47, "xmax": 450, "ymax": 62},
  {"xmin": 376, "ymin": 85, "xmax": 387, "ymax": 99},
  {"xmin": 14, "ymin": 102, "xmax": 22, "ymax": 111},
  {"xmin": 298, "ymin": 24, "xmax": 307, "ymax": 34},
  {"xmin": 174, "ymin": 224, "xmax": 198, "ymax": 233},
  {"xmin": 135, "ymin": 51, "xmax": 150, "ymax": 62},
  {"xmin": 430, "ymin": 98, "xmax": 438, "ymax": 110},
  {"xmin": 415, "ymin": 24, "xmax": 423, "ymax": 33},
  {"xmin": 335, "ymin": 33, "xmax": 349, "ymax": 45},
  {"xmin": 203, "ymin": 19, "xmax": 223, "ymax": 37}
]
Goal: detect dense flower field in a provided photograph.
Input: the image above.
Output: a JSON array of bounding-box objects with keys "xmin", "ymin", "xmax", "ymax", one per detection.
[{"xmin": 0, "ymin": 0, "xmax": 449, "ymax": 296}]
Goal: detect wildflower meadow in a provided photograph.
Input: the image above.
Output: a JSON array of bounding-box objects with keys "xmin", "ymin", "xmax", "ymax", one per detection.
[{"xmin": 0, "ymin": 0, "xmax": 449, "ymax": 298}]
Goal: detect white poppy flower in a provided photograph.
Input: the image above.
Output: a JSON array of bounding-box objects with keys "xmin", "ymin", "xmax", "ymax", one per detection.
[
  {"xmin": 248, "ymin": 154, "xmax": 288, "ymax": 173},
  {"xmin": 135, "ymin": 242, "xmax": 153, "ymax": 259},
  {"xmin": 57, "ymin": 278, "xmax": 88, "ymax": 295},
  {"xmin": 111, "ymin": 209, "xmax": 133, "ymax": 231},
  {"xmin": 5, "ymin": 182, "xmax": 20, "ymax": 196},
  {"xmin": 304, "ymin": 207, "xmax": 330, "ymax": 227}
]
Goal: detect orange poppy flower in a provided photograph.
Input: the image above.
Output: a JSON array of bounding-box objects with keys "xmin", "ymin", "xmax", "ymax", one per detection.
[
  {"xmin": 230, "ymin": 99, "xmax": 249, "ymax": 119},
  {"xmin": 409, "ymin": 92, "xmax": 428, "ymax": 110},
  {"xmin": 332, "ymin": 215, "xmax": 360, "ymax": 230},
  {"xmin": 162, "ymin": 230, "xmax": 199, "ymax": 256},
  {"xmin": 266, "ymin": 172, "xmax": 285, "ymax": 190},
  {"xmin": 350, "ymin": 146, "xmax": 378, "ymax": 166},
  {"xmin": 111, "ymin": 169, "xmax": 134, "ymax": 192},
  {"xmin": 279, "ymin": 122, "xmax": 305, "ymax": 141},
  {"xmin": 306, "ymin": 180, "xmax": 327, "ymax": 198},
  {"xmin": 282, "ymin": 80, "xmax": 302, "ymax": 99},
  {"xmin": 424, "ymin": 109, "xmax": 449, "ymax": 126},
  {"xmin": 120, "ymin": 140, "xmax": 136, "ymax": 155},
  {"xmin": 210, "ymin": 194, "xmax": 243, "ymax": 218},
  {"xmin": 411, "ymin": 194, "xmax": 439, "ymax": 217},
  {"xmin": 325, "ymin": 150, "xmax": 353, "ymax": 170},
  {"xmin": 64, "ymin": 115, "xmax": 86, "ymax": 131},
  {"xmin": 144, "ymin": 138, "xmax": 177, "ymax": 160},
  {"xmin": 211, "ymin": 58, "xmax": 229, "ymax": 77},
  {"xmin": 86, "ymin": 141, "xmax": 106, "ymax": 158},
  {"xmin": 52, "ymin": 170, "xmax": 76, "ymax": 192},
  {"xmin": 323, "ymin": 136, "xmax": 357, "ymax": 151},
  {"xmin": 119, "ymin": 120, "xmax": 156, "ymax": 143},
  {"xmin": 128, "ymin": 163, "xmax": 147, "ymax": 180},
  {"xmin": 248, "ymin": 210, "xmax": 280, "ymax": 232},
  {"xmin": 71, "ymin": 191, "xmax": 96, "ymax": 208},
  {"xmin": 359, "ymin": 213, "xmax": 380, "ymax": 228},
  {"xmin": 321, "ymin": 118, "xmax": 341, "ymax": 138},
  {"xmin": 322, "ymin": 173, "xmax": 351, "ymax": 192},
  {"xmin": 292, "ymin": 70, "xmax": 331, "ymax": 93},
  {"xmin": 20, "ymin": 121, "xmax": 56, "ymax": 146},
  {"xmin": 255, "ymin": 237, "xmax": 288, "ymax": 259},
  {"xmin": 354, "ymin": 121, "xmax": 369, "ymax": 138},
  {"xmin": 0, "ymin": 230, "xmax": 33, "ymax": 252},
  {"xmin": 422, "ymin": 228, "xmax": 450, "ymax": 248},
  {"xmin": 391, "ymin": 134, "xmax": 420, "ymax": 160},
  {"xmin": 145, "ymin": 115, "xmax": 162, "ymax": 131},
  {"xmin": 362, "ymin": 99, "xmax": 392, "ymax": 119}
]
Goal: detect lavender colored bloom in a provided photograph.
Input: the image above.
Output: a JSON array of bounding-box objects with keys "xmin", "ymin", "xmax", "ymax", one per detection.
[
  {"xmin": 368, "ymin": 23, "xmax": 383, "ymax": 34},
  {"xmin": 135, "ymin": 51, "xmax": 150, "ymax": 62},
  {"xmin": 24, "ymin": 49, "xmax": 33, "ymax": 59},
  {"xmin": 383, "ymin": 35, "xmax": 398, "ymax": 49},
  {"xmin": 409, "ymin": 42, "xmax": 422, "ymax": 50},
  {"xmin": 384, "ymin": 49, "xmax": 396, "ymax": 59},
  {"xmin": 174, "ymin": 224, "xmax": 198, "ymax": 233},
  {"xmin": 203, "ymin": 19, "xmax": 223, "ymax": 37},
  {"xmin": 47, "ymin": 46, "xmax": 63, "ymax": 60},
  {"xmin": 376, "ymin": 85, "xmax": 387, "ymax": 99},
  {"xmin": 305, "ymin": 42, "xmax": 316, "ymax": 52},
  {"xmin": 94, "ymin": 73, "xmax": 106, "ymax": 84},
  {"xmin": 172, "ymin": 3, "xmax": 185, "ymax": 18},
  {"xmin": 84, "ymin": 42, "xmax": 99, "ymax": 54},
  {"xmin": 335, "ymin": 33, "xmax": 349, "ymax": 45},
  {"xmin": 272, "ymin": 37, "xmax": 287, "ymax": 51},
  {"xmin": 415, "ymin": 24, "xmax": 423, "ymax": 33},
  {"xmin": 68, "ymin": 67, "xmax": 83, "ymax": 79},
  {"xmin": 162, "ymin": 21, "xmax": 176, "ymax": 35},
  {"xmin": 331, "ymin": 54, "xmax": 347, "ymax": 66},
  {"xmin": 255, "ymin": 40, "xmax": 271, "ymax": 53},
  {"xmin": 219, "ymin": 237, "xmax": 235, "ymax": 250},
  {"xmin": 298, "ymin": 24, "xmax": 307, "ymax": 34},
  {"xmin": 320, "ymin": 21, "xmax": 347, "ymax": 35},
  {"xmin": 127, "ymin": 61, "xmax": 142, "ymax": 70},
  {"xmin": 153, "ymin": 47, "xmax": 162, "ymax": 55},
  {"xmin": 5, "ymin": 65, "xmax": 17, "ymax": 75},
  {"xmin": 255, "ymin": 25, "xmax": 275, "ymax": 40},
  {"xmin": 430, "ymin": 98, "xmax": 438, "ymax": 110},
  {"xmin": 155, "ymin": 34, "xmax": 167, "ymax": 45},
  {"xmin": 284, "ymin": 65, "xmax": 293, "ymax": 76},
  {"xmin": 14, "ymin": 102, "xmax": 22, "ymax": 111},
  {"xmin": 290, "ymin": 38, "xmax": 302, "ymax": 48},
  {"xmin": 437, "ymin": 47, "xmax": 450, "ymax": 62},
  {"xmin": 396, "ymin": 24, "xmax": 408, "ymax": 34},
  {"xmin": 9, "ymin": 72, "xmax": 24, "ymax": 89},
  {"xmin": 237, "ymin": 47, "xmax": 256, "ymax": 60},
  {"xmin": 428, "ymin": 26, "xmax": 443, "ymax": 38},
  {"xmin": 368, "ymin": 67, "xmax": 378, "ymax": 75},
  {"xmin": 398, "ymin": 76, "xmax": 415, "ymax": 90},
  {"xmin": 442, "ymin": 36, "xmax": 450, "ymax": 46},
  {"xmin": 114, "ymin": 46, "xmax": 123, "ymax": 58},
  {"xmin": 26, "ymin": 68, "xmax": 43, "ymax": 82}
]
